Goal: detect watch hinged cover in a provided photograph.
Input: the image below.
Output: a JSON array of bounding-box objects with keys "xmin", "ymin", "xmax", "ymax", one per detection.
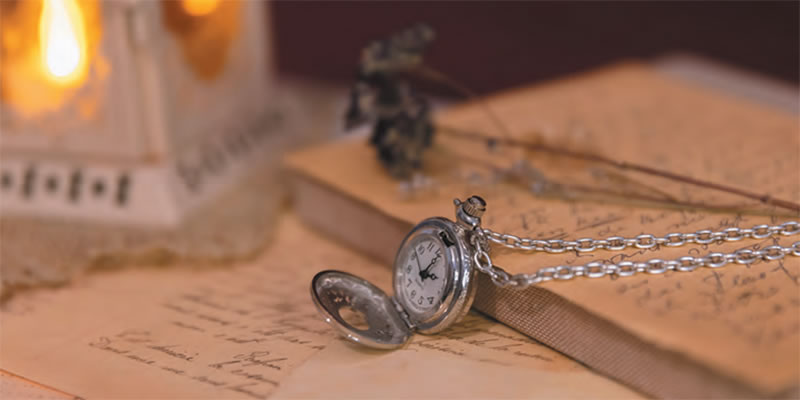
[{"xmin": 311, "ymin": 270, "xmax": 412, "ymax": 349}]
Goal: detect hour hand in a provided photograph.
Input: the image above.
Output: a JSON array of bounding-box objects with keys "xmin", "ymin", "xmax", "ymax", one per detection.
[
  {"xmin": 421, "ymin": 255, "xmax": 439, "ymax": 278},
  {"xmin": 419, "ymin": 267, "xmax": 430, "ymax": 281},
  {"xmin": 420, "ymin": 260, "xmax": 437, "ymax": 281},
  {"xmin": 419, "ymin": 270, "xmax": 430, "ymax": 281}
]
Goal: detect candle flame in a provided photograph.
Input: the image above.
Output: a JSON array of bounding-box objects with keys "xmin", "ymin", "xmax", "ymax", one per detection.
[
  {"xmin": 181, "ymin": 0, "xmax": 221, "ymax": 16},
  {"xmin": 39, "ymin": 0, "xmax": 88, "ymax": 86}
]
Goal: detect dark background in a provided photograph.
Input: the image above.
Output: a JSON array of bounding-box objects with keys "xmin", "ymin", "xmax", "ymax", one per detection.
[{"xmin": 272, "ymin": 1, "xmax": 799, "ymax": 94}]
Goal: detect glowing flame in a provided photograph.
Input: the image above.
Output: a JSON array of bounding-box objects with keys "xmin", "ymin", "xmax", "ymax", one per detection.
[
  {"xmin": 181, "ymin": 0, "xmax": 221, "ymax": 16},
  {"xmin": 39, "ymin": 0, "xmax": 88, "ymax": 86}
]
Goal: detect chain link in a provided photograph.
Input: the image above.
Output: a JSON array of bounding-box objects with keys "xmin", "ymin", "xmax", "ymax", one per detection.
[
  {"xmin": 472, "ymin": 221, "xmax": 800, "ymax": 289},
  {"xmin": 473, "ymin": 241, "xmax": 800, "ymax": 289},
  {"xmin": 480, "ymin": 221, "xmax": 800, "ymax": 253}
]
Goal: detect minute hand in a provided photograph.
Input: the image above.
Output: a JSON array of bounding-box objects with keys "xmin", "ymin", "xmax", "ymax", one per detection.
[{"xmin": 414, "ymin": 249, "xmax": 427, "ymax": 280}]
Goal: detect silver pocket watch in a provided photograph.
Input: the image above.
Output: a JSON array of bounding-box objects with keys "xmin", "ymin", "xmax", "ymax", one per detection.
[
  {"xmin": 310, "ymin": 196, "xmax": 487, "ymax": 349},
  {"xmin": 311, "ymin": 195, "xmax": 800, "ymax": 350}
]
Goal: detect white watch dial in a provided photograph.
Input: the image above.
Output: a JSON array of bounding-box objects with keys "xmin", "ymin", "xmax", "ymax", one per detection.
[{"xmin": 398, "ymin": 235, "xmax": 447, "ymax": 314}]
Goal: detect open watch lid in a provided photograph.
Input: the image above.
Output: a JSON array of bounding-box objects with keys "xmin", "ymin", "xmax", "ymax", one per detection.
[{"xmin": 311, "ymin": 270, "xmax": 412, "ymax": 349}]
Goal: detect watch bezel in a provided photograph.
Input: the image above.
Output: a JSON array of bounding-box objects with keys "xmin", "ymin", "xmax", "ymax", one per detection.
[{"xmin": 392, "ymin": 217, "xmax": 477, "ymax": 334}]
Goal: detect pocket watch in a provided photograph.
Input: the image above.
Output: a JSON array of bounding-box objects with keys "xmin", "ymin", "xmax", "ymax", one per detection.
[
  {"xmin": 311, "ymin": 195, "xmax": 800, "ymax": 350},
  {"xmin": 310, "ymin": 196, "xmax": 486, "ymax": 349}
]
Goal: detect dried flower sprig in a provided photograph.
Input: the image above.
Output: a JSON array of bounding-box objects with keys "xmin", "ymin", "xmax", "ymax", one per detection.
[{"xmin": 345, "ymin": 24, "xmax": 800, "ymax": 215}]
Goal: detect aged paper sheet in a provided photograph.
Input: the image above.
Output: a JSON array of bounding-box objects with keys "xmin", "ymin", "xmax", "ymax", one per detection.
[
  {"xmin": 1, "ymin": 215, "xmax": 639, "ymax": 399},
  {"xmin": 285, "ymin": 63, "xmax": 800, "ymax": 394},
  {"xmin": 0, "ymin": 370, "xmax": 74, "ymax": 400},
  {"xmin": 273, "ymin": 335, "xmax": 638, "ymax": 399}
]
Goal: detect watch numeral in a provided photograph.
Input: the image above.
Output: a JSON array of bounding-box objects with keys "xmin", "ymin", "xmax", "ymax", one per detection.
[
  {"xmin": 411, "ymin": 290, "xmax": 416, "ymax": 297},
  {"xmin": 426, "ymin": 241, "xmax": 435, "ymax": 251},
  {"xmin": 428, "ymin": 297, "xmax": 434, "ymax": 304},
  {"xmin": 418, "ymin": 297, "xmax": 423, "ymax": 305},
  {"xmin": 407, "ymin": 279, "xmax": 412, "ymax": 287},
  {"xmin": 407, "ymin": 265, "xmax": 412, "ymax": 273}
]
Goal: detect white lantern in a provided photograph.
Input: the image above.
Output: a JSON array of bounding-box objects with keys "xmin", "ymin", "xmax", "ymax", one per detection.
[{"xmin": 0, "ymin": 0, "xmax": 274, "ymax": 226}]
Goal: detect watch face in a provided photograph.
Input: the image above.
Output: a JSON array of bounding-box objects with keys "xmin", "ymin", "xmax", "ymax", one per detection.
[
  {"xmin": 393, "ymin": 217, "xmax": 477, "ymax": 334},
  {"xmin": 397, "ymin": 234, "xmax": 448, "ymax": 315}
]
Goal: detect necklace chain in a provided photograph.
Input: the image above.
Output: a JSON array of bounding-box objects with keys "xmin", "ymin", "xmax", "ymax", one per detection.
[{"xmin": 471, "ymin": 221, "xmax": 800, "ymax": 288}]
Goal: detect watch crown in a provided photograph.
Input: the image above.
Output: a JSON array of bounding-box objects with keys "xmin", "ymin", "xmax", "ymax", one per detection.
[
  {"xmin": 463, "ymin": 196, "xmax": 486, "ymax": 218},
  {"xmin": 454, "ymin": 195, "xmax": 486, "ymax": 229}
]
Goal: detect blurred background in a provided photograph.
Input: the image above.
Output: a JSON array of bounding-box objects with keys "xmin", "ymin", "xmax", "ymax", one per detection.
[
  {"xmin": 273, "ymin": 1, "xmax": 800, "ymax": 94},
  {"xmin": 0, "ymin": 0, "xmax": 798, "ymax": 297}
]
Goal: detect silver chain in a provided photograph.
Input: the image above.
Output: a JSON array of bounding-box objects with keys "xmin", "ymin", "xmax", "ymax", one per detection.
[
  {"xmin": 481, "ymin": 221, "xmax": 800, "ymax": 253},
  {"xmin": 471, "ymin": 221, "xmax": 800, "ymax": 288}
]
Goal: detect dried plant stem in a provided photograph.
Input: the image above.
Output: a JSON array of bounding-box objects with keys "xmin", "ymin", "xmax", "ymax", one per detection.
[
  {"xmin": 409, "ymin": 65, "xmax": 799, "ymax": 213},
  {"xmin": 451, "ymin": 151, "xmax": 784, "ymax": 216},
  {"xmin": 438, "ymin": 125, "xmax": 800, "ymax": 214}
]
